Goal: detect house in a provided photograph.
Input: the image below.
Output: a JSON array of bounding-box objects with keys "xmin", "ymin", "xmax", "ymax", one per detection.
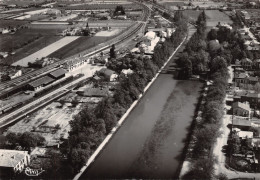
[
  {"xmin": 234, "ymin": 72, "xmax": 259, "ymax": 88},
  {"xmin": 254, "ymin": 59, "xmax": 260, "ymax": 70},
  {"xmin": 232, "ymin": 102, "xmax": 251, "ymax": 117},
  {"xmin": 241, "ymin": 58, "xmax": 253, "ymax": 70},
  {"xmin": 27, "ymin": 76, "xmax": 55, "ymax": 91},
  {"xmin": 98, "ymin": 68, "xmax": 118, "ymax": 81},
  {"xmin": 232, "ymin": 117, "xmax": 251, "ymax": 130},
  {"xmin": 10, "ymin": 70, "xmax": 22, "ymax": 79},
  {"xmin": 0, "ymin": 52, "xmax": 8, "ymax": 58},
  {"xmin": 237, "ymin": 131, "xmax": 253, "ymax": 139},
  {"xmin": 121, "ymin": 69, "xmax": 133, "ymax": 76},
  {"xmin": 48, "ymin": 68, "xmax": 67, "ymax": 80},
  {"xmin": 0, "ymin": 149, "xmax": 30, "ymax": 174},
  {"xmin": 252, "ymin": 138, "xmax": 260, "ymax": 148},
  {"xmin": 241, "ymin": 93, "xmax": 260, "ymax": 108},
  {"xmin": 64, "ymin": 57, "xmax": 87, "ymax": 72}
]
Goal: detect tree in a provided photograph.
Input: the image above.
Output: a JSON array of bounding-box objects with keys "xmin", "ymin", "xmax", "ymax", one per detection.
[
  {"xmin": 215, "ymin": 173, "xmax": 228, "ymax": 180},
  {"xmin": 19, "ymin": 132, "xmax": 45, "ymax": 150},
  {"xmin": 228, "ymin": 133, "xmax": 241, "ymax": 155},
  {"xmin": 1, "ymin": 74, "xmax": 11, "ymax": 82},
  {"xmin": 110, "ymin": 44, "xmax": 116, "ymax": 59}
]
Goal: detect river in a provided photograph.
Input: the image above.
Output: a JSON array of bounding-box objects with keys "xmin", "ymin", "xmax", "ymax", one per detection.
[{"xmin": 80, "ymin": 71, "xmax": 203, "ymax": 179}]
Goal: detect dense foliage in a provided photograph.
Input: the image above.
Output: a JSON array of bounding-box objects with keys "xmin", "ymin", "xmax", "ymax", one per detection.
[{"xmin": 62, "ymin": 11, "xmax": 188, "ymax": 177}]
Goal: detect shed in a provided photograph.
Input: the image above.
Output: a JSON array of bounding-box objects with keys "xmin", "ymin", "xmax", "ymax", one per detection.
[
  {"xmin": 49, "ymin": 68, "xmax": 67, "ymax": 80},
  {"xmin": 28, "ymin": 76, "xmax": 55, "ymax": 91}
]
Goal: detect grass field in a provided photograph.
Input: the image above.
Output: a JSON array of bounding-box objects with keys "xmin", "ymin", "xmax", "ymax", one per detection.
[
  {"xmin": 0, "ymin": 20, "xmax": 29, "ymax": 28},
  {"xmin": 205, "ymin": 10, "xmax": 232, "ymax": 27},
  {"xmin": 183, "ymin": 10, "xmax": 202, "ymax": 22},
  {"xmin": 48, "ymin": 36, "xmax": 113, "ymax": 59},
  {"xmin": 13, "ymin": 36, "xmax": 79, "ymax": 66},
  {"xmin": 1, "ymin": 36, "xmax": 62, "ymax": 65}
]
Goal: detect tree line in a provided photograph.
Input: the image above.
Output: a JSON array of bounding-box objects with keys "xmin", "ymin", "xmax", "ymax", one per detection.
[
  {"xmin": 181, "ymin": 11, "xmax": 233, "ymax": 180},
  {"xmin": 58, "ymin": 11, "xmax": 189, "ymax": 178}
]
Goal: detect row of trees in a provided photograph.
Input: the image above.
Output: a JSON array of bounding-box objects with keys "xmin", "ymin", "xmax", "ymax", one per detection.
[
  {"xmin": 183, "ymin": 11, "xmax": 231, "ymax": 180},
  {"xmin": 62, "ymin": 11, "xmax": 188, "ymax": 177}
]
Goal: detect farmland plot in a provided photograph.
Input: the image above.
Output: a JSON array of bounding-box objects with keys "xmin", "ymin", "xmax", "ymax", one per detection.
[
  {"xmin": 12, "ymin": 36, "xmax": 80, "ymax": 66},
  {"xmin": 205, "ymin": 10, "xmax": 232, "ymax": 27}
]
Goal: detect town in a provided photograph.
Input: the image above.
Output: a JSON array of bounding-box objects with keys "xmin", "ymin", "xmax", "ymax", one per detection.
[{"xmin": 0, "ymin": 0, "xmax": 260, "ymax": 179}]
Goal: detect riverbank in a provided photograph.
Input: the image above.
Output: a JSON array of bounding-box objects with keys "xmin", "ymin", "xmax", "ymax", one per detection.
[{"xmin": 73, "ymin": 35, "xmax": 187, "ymax": 180}]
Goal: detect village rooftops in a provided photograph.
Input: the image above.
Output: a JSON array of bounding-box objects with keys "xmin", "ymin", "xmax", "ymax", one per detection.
[
  {"xmin": 232, "ymin": 102, "xmax": 251, "ymax": 112},
  {"xmin": 0, "ymin": 149, "xmax": 29, "ymax": 168},
  {"xmin": 28, "ymin": 76, "xmax": 55, "ymax": 88}
]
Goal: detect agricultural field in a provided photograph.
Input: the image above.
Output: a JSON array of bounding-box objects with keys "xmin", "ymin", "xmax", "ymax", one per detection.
[
  {"xmin": 191, "ymin": 1, "xmax": 225, "ymax": 8},
  {"xmin": 49, "ymin": 35, "xmax": 116, "ymax": 59},
  {"xmin": 0, "ymin": 19, "xmax": 29, "ymax": 28},
  {"xmin": 1, "ymin": 0, "xmax": 45, "ymax": 6},
  {"xmin": 205, "ymin": 10, "xmax": 232, "ymax": 27},
  {"xmin": 87, "ymin": 20, "xmax": 134, "ymax": 28},
  {"xmin": 183, "ymin": 10, "xmax": 202, "ymax": 22},
  {"xmin": 64, "ymin": 3, "xmax": 142, "ymax": 11},
  {"xmin": 1, "ymin": 36, "xmax": 62, "ymax": 65},
  {"xmin": 95, "ymin": 29, "xmax": 122, "ymax": 37},
  {"xmin": 6, "ymin": 102, "xmax": 83, "ymax": 146},
  {"xmin": 245, "ymin": 9, "xmax": 260, "ymax": 22},
  {"xmin": 12, "ymin": 36, "xmax": 80, "ymax": 66}
]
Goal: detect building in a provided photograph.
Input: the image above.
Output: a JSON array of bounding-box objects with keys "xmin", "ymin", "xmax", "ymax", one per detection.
[
  {"xmin": 241, "ymin": 58, "xmax": 253, "ymax": 70},
  {"xmin": 234, "ymin": 72, "xmax": 259, "ymax": 88},
  {"xmin": 27, "ymin": 76, "xmax": 55, "ymax": 91},
  {"xmin": 98, "ymin": 68, "xmax": 118, "ymax": 81},
  {"xmin": 237, "ymin": 131, "xmax": 253, "ymax": 139},
  {"xmin": 0, "ymin": 150, "xmax": 30, "ymax": 174},
  {"xmin": 48, "ymin": 68, "xmax": 67, "ymax": 80},
  {"xmin": 232, "ymin": 102, "xmax": 251, "ymax": 117},
  {"xmin": 64, "ymin": 57, "xmax": 87, "ymax": 72},
  {"xmin": 232, "ymin": 117, "xmax": 251, "ymax": 130}
]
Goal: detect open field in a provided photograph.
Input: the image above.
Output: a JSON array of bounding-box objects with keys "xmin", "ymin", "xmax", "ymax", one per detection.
[
  {"xmin": 183, "ymin": 10, "xmax": 202, "ymax": 22},
  {"xmin": 95, "ymin": 29, "xmax": 122, "ymax": 37},
  {"xmin": 0, "ymin": 26, "xmax": 66, "ymax": 53},
  {"xmin": 88, "ymin": 20, "xmax": 134, "ymax": 28},
  {"xmin": 49, "ymin": 36, "xmax": 113, "ymax": 59},
  {"xmin": 12, "ymin": 36, "xmax": 80, "ymax": 66},
  {"xmin": 191, "ymin": 1, "xmax": 225, "ymax": 8},
  {"xmin": 205, "ymin": 10, "xmax": 232, "ymax": 27},
  {"xmin": 1, "ymin": 36, "xmax": 62, "ymax": 65},
  {"xmin": 6, "ymin": 102, "xmax": 82, "ymax": 146},
  {"xmin": 0, "ymin": 19, "xmax": 29, "ymax": 28},
  {"xmin": 1, "ymin": 0, "xmax": 45, "ymax": 6},
  {"xmin": 64, "ymin": 3, "xmax": 141, "ymax": 10}
]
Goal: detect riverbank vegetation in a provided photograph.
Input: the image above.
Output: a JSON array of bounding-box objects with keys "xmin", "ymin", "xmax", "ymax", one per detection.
[
  {"xmin": 48, "ymin": 11, "xmax": 189, "ymax": 179},
  {"xmin": 179, "ymin": 10, "xmax": 253, "ymax": 179}
]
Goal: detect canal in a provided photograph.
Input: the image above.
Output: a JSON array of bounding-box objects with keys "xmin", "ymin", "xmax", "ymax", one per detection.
[{"xmin": 80, "ymin": 72, "xmax": 203, "ymax": 179}]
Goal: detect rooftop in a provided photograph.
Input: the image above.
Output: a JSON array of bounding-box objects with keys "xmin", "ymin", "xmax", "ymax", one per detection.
[
  {"xmin": 233, "ymin": 102, "xmax": 251, "ymax": 112},
  {"xmin": 28, "ymin": 76, "xmax": 55, "ymax": 88},
  {"xmin": 233, "ymin": 118, "xmax": 251, "ymax": 127},
  {"xmin": 0, "ymin": 149, "xmax": 29, "ymax": 168},
  {"xmin": 49, "ymin": 68, "xmax": 67, "ymax": 78},
  {"xmin": 237, "ymin": 131, "xmax": 253, "ymax": 139}
]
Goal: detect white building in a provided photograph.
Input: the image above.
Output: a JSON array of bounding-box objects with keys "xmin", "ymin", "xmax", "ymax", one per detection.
[{"xmin": 0, "ymin": 149, "xmax": 30, "ymax": 173}]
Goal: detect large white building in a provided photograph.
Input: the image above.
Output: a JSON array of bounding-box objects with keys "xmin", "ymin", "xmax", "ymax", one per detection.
[{"xmin": 0, "ymin": 149, "xmax": 30, "ymax": 173}]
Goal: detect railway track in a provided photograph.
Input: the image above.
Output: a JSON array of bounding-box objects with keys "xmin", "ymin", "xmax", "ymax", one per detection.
[{"xmin": 0, "ymin": 2, "xmax": 150, "ymax": 98}]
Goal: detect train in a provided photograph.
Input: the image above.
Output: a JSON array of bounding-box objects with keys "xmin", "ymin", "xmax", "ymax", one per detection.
[{"xmin": 1, "ymin": 102, "xmax": 23, "ymax": 114}]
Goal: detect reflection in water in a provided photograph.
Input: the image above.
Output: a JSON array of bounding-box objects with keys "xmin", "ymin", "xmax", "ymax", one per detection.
[{"xmin": 80, "ymin": 74, "xmax": 202, "ymax": 179}]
